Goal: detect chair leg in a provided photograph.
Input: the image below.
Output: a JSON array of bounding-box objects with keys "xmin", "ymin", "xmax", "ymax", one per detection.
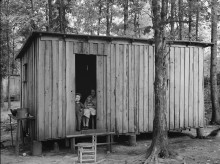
[
  {"xmin": 80, "ymin": 149, "xmax": 82, "ymax": 164},
  {"xmin": 92, "ymin": 116, "xmax": 94, "ymax": 129}
]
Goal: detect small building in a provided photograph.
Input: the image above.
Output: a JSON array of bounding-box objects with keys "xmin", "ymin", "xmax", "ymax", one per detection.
[{"xmin": 16, "ymin": 31, "xmax": 212, "ymax": 141}]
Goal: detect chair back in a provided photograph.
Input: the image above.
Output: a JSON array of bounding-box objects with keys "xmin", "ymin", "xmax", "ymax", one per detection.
[{"xmin": 92, "ymin": 135, "xmax": 96, "ymax": 145}]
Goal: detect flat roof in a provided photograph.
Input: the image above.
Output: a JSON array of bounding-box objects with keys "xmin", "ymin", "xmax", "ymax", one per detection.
[{"xmin": 16, "ymin": 31, "xmax": 214, "ymax": 59}]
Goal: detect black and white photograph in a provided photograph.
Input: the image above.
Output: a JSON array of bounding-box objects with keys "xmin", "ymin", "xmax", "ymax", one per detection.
[{"xmin": 0, "ymin": 0, "xmax": 219, "ymax": 163}]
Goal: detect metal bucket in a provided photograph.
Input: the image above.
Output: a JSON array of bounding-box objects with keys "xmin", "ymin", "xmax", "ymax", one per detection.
[{"xmin": 16, "ymin": 108, "xmax": 28, "ymax": 118}]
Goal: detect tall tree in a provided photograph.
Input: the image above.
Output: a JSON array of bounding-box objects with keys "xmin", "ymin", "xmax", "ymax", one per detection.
[
  {"xmin": 178, "ymin": 0, "xmax": 183, "ymax": 40},
  {"xmin": 188, "ymin": 0, "xmax": 192, "ymax": 40},
  {"xmin": 0, "ymin": 0, "xmax": 3, "ymax": 108},
  {"xmin": 48, "ymin": 0, "xmax": 52, "ymax": 31},
  {"xmin": 123, "ymin": 0, "xmax": 128, "ymax": 35},
  {"xmin": 59, "ymin": 0, "xmax": 65, "ymax": 33},
  {"xmin": 170, "ymin": 0, "xmax": 175, "ymax": 39},
  {"xmin": 195, "ymin": 0, "xmax": 199, "ymax": 41},
  {"xmin": 145, "ymin": 0, "xmax": 170, "ymax": 162},
  {"xmin": 6, "ymin": 0, "xmax": 11, "ymax": 110},
  {"xmin": 210, "ymin": 0, "xmax": 220, "ymax": 125},
  {"xmin": 106, "ymin": 0, "xmax": 110, "ymax": 36}
]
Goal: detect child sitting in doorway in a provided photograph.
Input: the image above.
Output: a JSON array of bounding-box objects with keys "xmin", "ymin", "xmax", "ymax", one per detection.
[
  {"xmin": 82, "ymin": 95, "xmax": 96, "ymax": 130},
  {"xmin": 75, "ymin": 93, "xmax": 84, "ymax": 131}
]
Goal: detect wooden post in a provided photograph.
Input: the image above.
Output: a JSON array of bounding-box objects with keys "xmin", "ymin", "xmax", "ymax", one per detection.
[
  {"xmin": 128, "ymin": 134, "xmax": 136, "ymax": 146},
  {"xmin": 107, "ymin": 135, "xmax": 111, "ymax": 152},
  {"xmin": 32, "ymin": 140, "xmax": 42, "ymax": 156},
  {"xmin": 70, "ymin": 138, "xmax": 76, "ymax": 153},
  {"xmin": 65, "ymin": 139, "xmax": 70, "ymax": 147},
  {"xmin": 196, "ymin": 127, "xmax": 204, "ymax": 138},
  {"xmin": 10, "ymin": 116, "xmax": 13, "ymax": 146},
  {"xmin": 110, "ymin": 134, "xmax": 113, "ymax": 152},
  {"xmin": 15, "ymin": 120, "xmax": 20, "ymax": 156},
  {"xmin": 54, "ymin": 142, "xmax": 59, "ymax": 153}
]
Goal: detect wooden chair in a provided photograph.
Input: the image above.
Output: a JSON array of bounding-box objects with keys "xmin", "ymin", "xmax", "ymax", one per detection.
[{"xmin": 77, "ymin": 135, "xmax": 97, "ymax": 163}]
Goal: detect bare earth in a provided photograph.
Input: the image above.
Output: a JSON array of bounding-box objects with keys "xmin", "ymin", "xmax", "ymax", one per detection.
[{"xmin": 1, "ymin": 102, "xmax": 220, "ymax": 164}]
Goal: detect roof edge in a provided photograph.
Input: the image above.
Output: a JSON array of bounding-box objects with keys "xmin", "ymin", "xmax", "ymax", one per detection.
[{"xmin": 16, "ymin": 31, "xmax": 214, "ymax": 59}]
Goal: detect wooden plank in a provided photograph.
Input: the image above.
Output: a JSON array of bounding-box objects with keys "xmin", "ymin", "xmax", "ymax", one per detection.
[
  {"xmin": 180, "ymin": 47, "xmax": 185, "ymax": 128},
  {"xmin": 98, "ymin": 43, "xmax": 104, "ymax": 55},
  {"xmin": 148, "ymin": 45, "xmax": 154, "ymax": 131},
  {"xmin": 110, "ymin": 44, "xmax": 116, "ymax": 132},
  {"xmin": 96, "ymin": 56, "xmax": 104, "ymax": 129},
  {"xmin": 174, "ymin": 47, "xmax": 180, "ymax": 129},
  {"xmin": 44, "ymin": 41, "xmax": 52, "ymax": 139},
  {"xmin": 93, "ymin": 43, "xmax": 98, "ymax": 55},
  {"xmin": 184, "ymin": 47, "xmax": 190, "ymax": 128},
  {"xmin": 143, "ymin": 46, "xmax": 149, "ymax": 132},
  {"xmin": 66, "ymin": 41, "xmax": 76, "ymax": 135},
  {"xmin": 106, "ymin": 43, "xmax": 111, "ymax": 131},
  {"xmin": 193, "ymin": 47, "xmax": 199, "ymax": 127},
  {"xmin": 89, "ymin": 42, "xmax": 94, "ymax": 54},
  {"xmin": 198, "ymin": 48, "xmax": 204, "ymax": 127},
  {"xmin": 62, "ymin": 40, "xmax": 66, "ymax": 137},
  {"xmin": 103, "ymin": 55, "xmax": 107, "ymax": 129},
  {"xmin": 188, "ymin": 47, "xmax": 194, "ymax": 127},
  {"xmin": 134, "ymin": 45, "xmax": 139, "ymax": 133},
  {"xmin": 35, "ymin": 38, "xmax": 39, "ymax": 140},
  {"xmin": 128, "ymin": 44, "xmax": 135, "ymax": 133},
  {"xmin": 78, "ymin": 42, "xmax": 83, "ymax": 54},
  {"xmin": 73, "ymin": 41, "xmax": 78, "ymax": 54},
  {"xmin": 20, "ymin": 59, "xmax": 23, "ymax": 108},
  {"xmin": 138, "ymin": 45, "xmax": 144, "ymax": 132},
  {"xmin": 52, "ymin": 40, "xmax": 59, "ymax": 138},
  {"xmin": 58, "ymin": 41, "xmax": 63, "ymax": 137},
  {"xmin": 41, "ymin": 36, "xmax": 60, "ymax": 41},
  {"xmin": 123, "ymin": 44, "xmax": 128, "ymax": 133},
  {"xmin": 169, "ymin": 47, "xmax": 175, "ymax": 130},
  {"xmin": 38, "ymin": 41, "xmax": 45, "ymax": 140},
  {"xmin": 33, "ymin": 39, "xmax": 39, "ymax": 140},
  {"xmin": 116, "ymin": 44, "xmax": 123, "ymax": 133},
  {"xmin": 166, "ymin": 46, "xmax": 170, "ymax": 129},
  {"xmin": 115, "ymin": 44, "xmax": 122, "ymax": 133},
  {"xmin": 28, "ymin": 44, "xmax": 32, "ymax": 115}
]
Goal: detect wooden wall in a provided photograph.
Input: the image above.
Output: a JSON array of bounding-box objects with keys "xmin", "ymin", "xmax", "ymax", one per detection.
[
  {"xmin": 167, "ymin": 46, "xmax": 204, "ymax": 130},
  {"xmin": 20, "ymin": 36, "xmax": 205, "ymax": 141},
  {"xmin": 20, "ymin": 39, "xmax": 38, "ymax": 139}
]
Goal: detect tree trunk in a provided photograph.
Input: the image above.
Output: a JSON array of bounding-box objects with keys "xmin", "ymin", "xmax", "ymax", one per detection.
[
  {"xmin": 123, "ymin": 0, "xmax": 128, "ymax": 35},
  {"xmin": 210, "ymin": 0, "xmax": 220, "ymax": 125},
  {"xmin": 188, "ymin": 0, "xmax": 192, "ymax": 40},
  {"xmin": 106, "ymin": 0, "xmax": 110, "ymax": 36},
  {"xmin": 6, "ymin": 0, "xmax": 11, "ymax": 110},
  {"xmin": 134, "ymin": 12, "xmax": 137, "ymax": 37},
  {"xmin": 195, "ymin": 0, "xmax": 199, "ymax": 41},
  {"xmin": 178, "ymin": 0, "xmax": 183, "ymax": 40},
  {"xmin": 170, "ymin": 0, "xmax": 175, "ymax": 40},
  {"xmin": 145, "ymin": 0, "xmax": 170, "ymax": 162},
  {"xmin": 59, "ymin": 0, "xmax": 65, "ymax": 33},
  {"xmin": 97, "ymin": 1, "xmax": 102, "ymax": 35},
  {"xmin": 30, "ymin": 0, "xmax": 37, "ymax": 30},
  {"xmin": 48, "ymin": 0, "xmax": 52, "ymax": 31},
  {"xmin": 0, "ymin": 0, "xmax": 4, "ymax": 109}
]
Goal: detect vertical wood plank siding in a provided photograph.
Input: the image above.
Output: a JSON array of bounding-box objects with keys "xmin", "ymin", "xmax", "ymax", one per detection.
[{"xmin": 20, "ymin": 36, "xmax": 205, "ymax": 140}]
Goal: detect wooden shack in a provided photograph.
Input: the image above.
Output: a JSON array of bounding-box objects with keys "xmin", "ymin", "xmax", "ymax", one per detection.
[{"xmin": 16, "ymin": 31, "xmax": 212, "ymax": 141}]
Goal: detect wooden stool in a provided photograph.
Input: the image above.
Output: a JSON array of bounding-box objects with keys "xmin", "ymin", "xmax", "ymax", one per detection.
[{"xmin": 77, "ymin": 135, "xmax": 97, "ymax": 163}]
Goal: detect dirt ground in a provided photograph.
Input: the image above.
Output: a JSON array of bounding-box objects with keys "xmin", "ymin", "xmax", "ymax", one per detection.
[{"xmin": 1, "ymin": 102, "xmax": 220, "ymax": 164}]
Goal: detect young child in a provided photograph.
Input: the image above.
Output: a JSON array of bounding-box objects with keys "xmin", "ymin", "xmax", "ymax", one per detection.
[
  {"xmin": 82, "ymin": 95, "xmax": 96, "ymax": 130},
  {"xmin": 75, "ymin": 93, "xmax": 84, "ymax": 131}
]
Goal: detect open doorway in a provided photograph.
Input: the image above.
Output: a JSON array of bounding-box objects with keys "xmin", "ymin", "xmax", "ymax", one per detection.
[
  {"xmin": 75, "ymin": 54, "xmax": 97, "ymax": 130},
  {"xmin": 75, "ymin": 54, "xmax": 96, "ymax": 102}
]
